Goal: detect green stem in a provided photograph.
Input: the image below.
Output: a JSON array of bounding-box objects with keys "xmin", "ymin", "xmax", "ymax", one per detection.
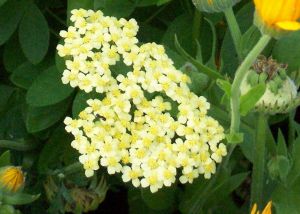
[
  {"xmin": 250, "ymin": 113, "xmax": 267, "ymax": 209},
  {"xmin": 0, "ymin": 140, "xmax": 37, "ymax": 151},
  {"xmin": 224, "ymin": 8, "xmax": 242, "ymax": 60},
  {"xmin": 230, "ymin": 35, "xmax": 271, "ymax": 136}
]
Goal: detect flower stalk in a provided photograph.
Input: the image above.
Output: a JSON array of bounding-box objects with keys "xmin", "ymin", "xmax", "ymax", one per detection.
[
  {"xmin": 230, "ymin": 34, "xmax": 271, "ymax": 138},
  {"xmin": 224, "ymin": 7, "xmax": 242, "ymax": 60}
]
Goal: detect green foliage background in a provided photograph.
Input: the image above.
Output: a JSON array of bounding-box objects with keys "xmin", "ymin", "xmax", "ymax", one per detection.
[{"xmin": 0, "ymin": 0, "xmax": 299, "ymax": 213}]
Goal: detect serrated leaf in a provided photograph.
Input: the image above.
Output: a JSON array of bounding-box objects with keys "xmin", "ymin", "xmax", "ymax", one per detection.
[
  {"xmin": 19, "ymin": 3, "xmax": 49, "ymax": 64},
  {"xmin": 26, "ymin": 66, "xmax": 74, "ymax": 107},
  {"xmin": 0, "ymin": 0, "xmax": 27, "ymax": 45},
  {"xmin": 25, "ymin": 98, "xmax": 71, "ymax": 133},
  {"xmin": 240, "ymin": 83, "xmax": 266, "ymax": 116},
  {"xmin": 0, "ymin": 151, "xmax": 10, "ymax": 167}
]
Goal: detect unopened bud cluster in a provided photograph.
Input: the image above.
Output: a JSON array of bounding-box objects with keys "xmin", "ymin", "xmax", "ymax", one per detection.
[{"xmin": 241, "ymin": 56, "xmax": 299, "ymax": 114}]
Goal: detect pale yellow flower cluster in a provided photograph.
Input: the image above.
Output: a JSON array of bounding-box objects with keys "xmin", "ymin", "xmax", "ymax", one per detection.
[{"xmin": 58, "ymin": 9, "xmax": 226, "ymax": 193}]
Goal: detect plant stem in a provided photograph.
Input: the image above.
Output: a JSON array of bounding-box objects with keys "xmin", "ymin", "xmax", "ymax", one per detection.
[
  {"xmin": 229, "ymin": 35, "xmax": 271, "ymax": 136},
  {"xmin": 224, "ymin": 8, "xmax": 242, "ymax": 60},
  {"xmin": 250, "ymin": 113, "xmax": 267, "ymax": 209}
]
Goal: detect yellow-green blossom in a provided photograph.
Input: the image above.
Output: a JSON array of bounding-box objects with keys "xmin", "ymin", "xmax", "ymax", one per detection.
[{"xmin": 58, "ymin": 9, "xmax": 226, "ymax": 193}]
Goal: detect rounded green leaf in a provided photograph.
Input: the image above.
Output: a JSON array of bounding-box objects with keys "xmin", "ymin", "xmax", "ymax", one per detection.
[
  {"xmin": 26, "ymin": 66, "xmax": 74, "ymax": 107},
  {"xmin": 10, "ymin": 62, "xmax": 40, "ymax": 89},
  {"xmin": 0, "ymin": 0, "xmax": 27, "ymax": 45},
  {"xmin": 273, "ymin": 31, "xmax": 300, "ymax": 72},
  {"xmin": 25, "ymin": 98, "xmax": 71, "ymax": 133},
  {"xmin": 19, "ymin": 3, "xmax": 49, "ymax": 64},
  {"xmin": 3, "ymin": 34, "xmax": 27, "ymax": 72}
]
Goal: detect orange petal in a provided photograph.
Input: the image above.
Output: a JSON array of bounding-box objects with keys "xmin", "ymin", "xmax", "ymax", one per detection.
[
  {"xmin": 251, "ymin": 203, "xmax": 258, "ymax": 214},
  {"xmin": 276, "ymin": 21, "xmax": 300, "ymax": 30},
  {"xmin": 262, "ymin": 201, "xmax": 272, "ymax": 214}
]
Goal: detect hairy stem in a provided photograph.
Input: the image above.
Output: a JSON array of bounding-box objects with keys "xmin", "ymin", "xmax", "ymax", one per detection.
[
  {"xmin": 230, "ymin": 35, "xmax": 271, "ymax": 137},
  {"xmin": 224, "ymin": 8, "xmax": 242, "ymax": 60}
]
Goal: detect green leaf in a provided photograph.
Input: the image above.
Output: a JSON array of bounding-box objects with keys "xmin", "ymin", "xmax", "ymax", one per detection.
[
  {"xmin": 0, "ymin": 151, "xmax": 10, "ymax": 167},
  {"xmin": 272, "ymin": 179, "xmax": 300, "ymax": 214},
  {"xmin": 19, "ymin": 3, "xmax": 49, "ymax": 64},
  {"xmin": 163, "ymin": 14, "xmax": 195, "ymax": 56},
  {"xmin": 273, "ymin": 31, "xmax": 300, "ymax": 72},
  {"xmin": 277, "ymin": 129, "xmax": 288, "ymax": 157},
  {"xmin": 205, "ymin": 172, "xmax": 249, "ymax": 206},
  {"xmin": 0, "ymin": 205, "xmax": 15, "ymax": 214},
  {"xmin": 0, "ymin": 0, "xmax": 7, "ymax": 7},
  {"xmin": 3, "ymin": 34, "xmax": 27, "ymax": 73},
  {"xmin": 72, "ymin": 91, "xmax": 102, "ymax": 117},
  {"xmin": 10, "ymin": 62, "xmax": 41, "ymax": 89},
  {"xmin": 226, "ymin": 132, "xmax": 244, "ymax": 144},
  {"xmin": 240, "ymin": 83, "xmax": 266, "ymax": 116},
  {"xmin": 94, "ymin": 0, "xmax": 135, "ymax": 18},
  {"xmin": 25, "ymin": 98, "xmax": 71, "ymax": 133},
  {"xmin": 26, "ymin": 66, "xmax": 74, "ymax": 107},
  {"xmin": 240, "ymin": 26, "xmax": 261, "ymax": 59},
  {"xmin": 38, "ymin": 125, "xmax": 73, "ymax": 174},
  {"xmin": 0, "ymin": 84, "xmax": 14, "ymax": 112},
  {"xmin": 141, "ymin": 187, "xmax": 176, "ymax": 211},
  {"xmin": 3, "ymin": 193, "xmax": 40, "ymax": 205},
  {"xmin": 287, "ymin": 137, "xmax": 300, "ymax": 184},
  {"xmin": 174, "ymin": 35, "xmax": 224, "ymax": 80},
  {"xmin": 0, "ymin": 0, "xmax": 27, "ymax": 45},
  {"xmin": 216, "ymin": 79, "xmax": 231, "ymax": 97}
]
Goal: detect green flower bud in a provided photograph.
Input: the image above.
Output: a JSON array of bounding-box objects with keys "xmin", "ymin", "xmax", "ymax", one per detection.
[
  {"xmin": 192, "ymin": 0, "xmax": 240, "ymax": 13},
  {"xmin": 241, "ymin": 56, "xmax": 300, "ymax": 114}
]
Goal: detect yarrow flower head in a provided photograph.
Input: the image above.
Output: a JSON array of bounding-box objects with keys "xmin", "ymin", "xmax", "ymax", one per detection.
[{"xmin": 57, "ymin": 9, "xmax": 226, "ymax": 193}]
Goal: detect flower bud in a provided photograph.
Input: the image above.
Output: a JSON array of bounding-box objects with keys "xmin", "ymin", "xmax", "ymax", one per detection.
[
  {"xmin": 192, "ymin": 0, "xmax": 240, "ymax": 13},
  {"xmin": 241, "ymin": 56, "xmax": 299, "ymax": 114},
  {"xmin": 0, "ymin": 167, "xmax": 25, "ymax": 193}
]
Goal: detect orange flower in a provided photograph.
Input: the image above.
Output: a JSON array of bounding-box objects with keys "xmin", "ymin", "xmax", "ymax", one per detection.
[
  {"xmin": 0, "ymin": 167, "xmax": 25, "ymax": 192},
  {"xmin": 251, "ymin": 201, "xmax": 272, "ymax": 214},
  {"xmin": 254, "ymin": 0, "xmax": 300, "ymax": 31}
]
